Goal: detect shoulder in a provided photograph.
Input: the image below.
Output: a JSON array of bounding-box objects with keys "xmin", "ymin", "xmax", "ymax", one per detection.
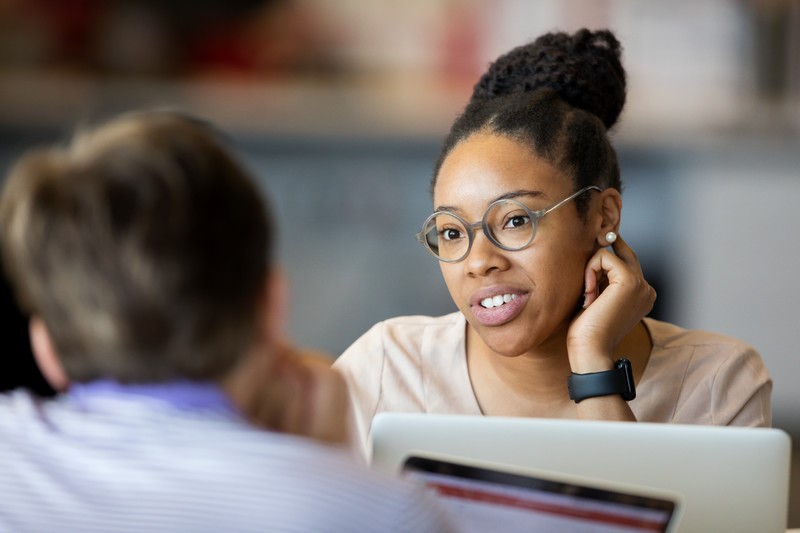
[
  {"xmin": 334, "ymin": 312, "xmax": 468, "ymax": 458},
  {"xmin": 333, "ymin": 310, "xmax": 465, "ymax": 391},
  {"xmin": 646, "ymin": 317, "xmax": 765, "ymax": 373},
  {"xmin": 0, "ymin": 400, "xmax": 453, "ymax": 531},
  {"xmin": 336, "ymin": 312, "xmax": 463, "ymax": 366},
  {"xmin": 189, "ymin": 431, "xmax": 455, "ymax": 530},
  {"xmin": 378, "ymin": 312, "xmax": 464, "ymax": 348},
  {"xmin": 0, "ymin": 388, "xmax": 49, "ymax": 428},
  {"xmin": 334, "ymin": 311, "xmax": 465, "ymax": 390},
  {"xmin": 277, "ymin": 439, "xmax": 454, "ymax": 530},
  {"xmin": 647, "ymin": 317, "xmax": 749, "ymax": 349},
  {"xmin": 361, "ymin": 312, "xmax": 464, "ymax": 341},
  {"xmin": 641, "ymin": 318, "xmax": 771, "ymax": 426},
  {"xmin": 237, "ymin": 436, "xmax": 456, "ymax": 531}
]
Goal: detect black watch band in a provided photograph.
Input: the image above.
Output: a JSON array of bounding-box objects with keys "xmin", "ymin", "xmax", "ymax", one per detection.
[{"xmin": 567, "ymin": 358, "xmax": 636, "ymax": 403}]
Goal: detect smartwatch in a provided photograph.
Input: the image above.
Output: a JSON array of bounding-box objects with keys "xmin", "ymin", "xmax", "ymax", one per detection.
[{"xmin": 567, "ymin": 358, "xmax": 636, "ymax": 403}]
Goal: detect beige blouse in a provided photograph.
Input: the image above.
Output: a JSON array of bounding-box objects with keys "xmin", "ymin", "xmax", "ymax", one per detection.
[{"xmin": 334, "ymin": 312, "xmax": 772, "ymax": 458}]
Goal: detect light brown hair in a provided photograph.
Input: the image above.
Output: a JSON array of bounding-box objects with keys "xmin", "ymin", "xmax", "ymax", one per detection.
[{"xmin": 0, "ymin": 111, "xmax": 273, "ymax": 383}]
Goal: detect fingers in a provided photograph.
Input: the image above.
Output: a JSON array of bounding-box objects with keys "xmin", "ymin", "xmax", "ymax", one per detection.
[
  {"xmin": 583, "ymin": 234, "xmax": 655, "ymax": 313},
  {"xmin": 610, "ymin": 235, "xmax": 656, "ymax": 312},
  {"xmin": 583, "ymin": 266, "xmax": 600, "ymax": 308},
  {"xmin": 570, "ymin": 235, "xmax": 657, "ymax": 369},
  {"xmin": 583, "ymin": 248, "xmax": 623, "ymax": 308},
  {"xmin": 609, "ymin": 234, "xmax": 643, "ymax": 276},
  {"xmin": 587, "ymin": 235, "xmax": 642, "ymax": 287}
]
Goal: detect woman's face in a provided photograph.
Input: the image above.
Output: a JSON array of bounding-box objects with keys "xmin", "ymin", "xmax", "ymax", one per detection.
[{"xmin": 434, "ymin": 132, "xmax": 599, "ymax": 357}]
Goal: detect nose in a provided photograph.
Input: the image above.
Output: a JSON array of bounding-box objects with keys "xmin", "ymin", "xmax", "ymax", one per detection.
[{"xmin": 464, "ymin": 228, "xmax": 510, "ymax": 277}]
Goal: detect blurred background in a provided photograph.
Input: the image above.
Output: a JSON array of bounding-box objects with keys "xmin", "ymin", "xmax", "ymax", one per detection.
[{"xmin": 0, "ymin": 0, "xmax": 798, "ymax": 525}]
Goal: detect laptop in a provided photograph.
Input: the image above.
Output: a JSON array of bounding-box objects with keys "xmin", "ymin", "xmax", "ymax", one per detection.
[
  {"xmin": 371, "ymin": 414, "xmax": 792, "ymax": 532},
  {"xmin": 402, "ymin": 451, "xmax": 683, "ymax": 532}
]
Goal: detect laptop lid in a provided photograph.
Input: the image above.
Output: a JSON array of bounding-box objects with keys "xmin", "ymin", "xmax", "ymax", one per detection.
[
  {"xmin": 402, "ymin": 452, "xmax": 683, "ymax": 533},
  {"xmin": 371, "ymin": 414, "xmax": 792, "ymax": 532}
]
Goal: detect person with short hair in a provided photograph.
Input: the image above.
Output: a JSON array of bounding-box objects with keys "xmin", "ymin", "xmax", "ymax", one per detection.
[
  {"xmin": 0, "ymin": 111, "xmax": 455, "ymax": 532},
  {"xmin": 335, "ymin": 29, "xmax": 772, "ymax": 458}
]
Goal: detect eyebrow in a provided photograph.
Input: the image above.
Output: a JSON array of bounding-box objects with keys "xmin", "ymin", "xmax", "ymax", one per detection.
[{"xmin": 435, "ymin": 189, "xmax": 546, "ymax": 213}]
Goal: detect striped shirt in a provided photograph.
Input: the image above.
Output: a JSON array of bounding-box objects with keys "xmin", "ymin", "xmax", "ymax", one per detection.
[{"xmin": 0, "ymin": 382, "xmax": 454, "ymax": 532}]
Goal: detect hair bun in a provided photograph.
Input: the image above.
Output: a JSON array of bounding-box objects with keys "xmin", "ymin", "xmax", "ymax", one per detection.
[{"xmin": 471, "ymin": 28, "xmax": 626, "ymax": 129}]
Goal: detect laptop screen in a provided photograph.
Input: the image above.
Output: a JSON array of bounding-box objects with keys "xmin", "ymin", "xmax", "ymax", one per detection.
[{"xmin": 402, "ymin": 455, "xmax": 678, "ymax": 533}]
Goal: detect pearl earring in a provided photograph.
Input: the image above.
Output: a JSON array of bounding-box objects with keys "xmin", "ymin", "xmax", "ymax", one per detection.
[{"xmin": 605, "ymin": 231, "xmax": 617, "ymax": 244}]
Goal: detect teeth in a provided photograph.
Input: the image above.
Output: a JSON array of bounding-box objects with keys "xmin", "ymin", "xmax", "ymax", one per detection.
[{"xmin": 480, "ymin": 293, "xmax": 518, "ymax": 309}]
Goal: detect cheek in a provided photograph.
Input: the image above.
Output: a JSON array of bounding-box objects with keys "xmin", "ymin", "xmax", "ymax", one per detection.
[
  {"xmin": 518, "ymin": 244, "xmax": 588, "ymax": 297},
  {"xmin": 535, "ymin": 262, "xmax": 585, "ymax": 308},
  {"xmin": 439, "ymin": 265, "xmax": 462, "ymax": 299}
]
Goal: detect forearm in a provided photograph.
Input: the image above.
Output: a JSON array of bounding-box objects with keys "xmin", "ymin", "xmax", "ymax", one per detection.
[{"xmin": 574, "ymin": 395, "xmax": 637, "ymax": 422}]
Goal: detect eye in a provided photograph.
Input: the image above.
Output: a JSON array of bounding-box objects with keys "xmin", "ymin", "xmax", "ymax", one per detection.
[
  {"xmin": 439, "ymin": 227, "xmax": 465, "ymax": 241},
  {"xmin": 503, "ymin": 214, "xmax": 531, "ymax": 229}
]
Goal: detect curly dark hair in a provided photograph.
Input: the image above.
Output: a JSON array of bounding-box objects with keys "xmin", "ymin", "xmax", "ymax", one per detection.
[{"xmin": 433, "ymin": 28, "xmax": 627, "ymax": 215}]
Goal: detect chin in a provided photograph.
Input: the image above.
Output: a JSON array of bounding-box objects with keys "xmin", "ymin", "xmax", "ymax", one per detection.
[
  {"xmin": 469, "ymin": 321, "xmax": 534, "ymax": 358},
  {"xmin": 490, "ymin": 344, "xmax": 528, "ymax": 358},
  {"xmin": 473, "ymin": 311, "xmax": 573, "ymax": 358}
]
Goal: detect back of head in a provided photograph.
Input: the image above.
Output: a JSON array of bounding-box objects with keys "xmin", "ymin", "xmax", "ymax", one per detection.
[
  {"xmin": 435, "ymin": 28, "xmax": 627, "ymax": 211},
  {"xmin": 0, "ymin": 111, "xmax": 272, "ymax": 383}
]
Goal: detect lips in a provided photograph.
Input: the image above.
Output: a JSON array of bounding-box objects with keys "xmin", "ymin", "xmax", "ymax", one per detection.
[{"xmin": 469, "ymin": 286, "xmax": 529, "ymax": 327}]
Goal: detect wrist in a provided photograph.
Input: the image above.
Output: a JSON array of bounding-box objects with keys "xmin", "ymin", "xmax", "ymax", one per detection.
[
  {"xmin": 567, "ymin": 351, "xmax": 615, "ymax": 374},
  {"xmin": 567, "ymin": 358, "xmax": 636, "ymax": 403}
]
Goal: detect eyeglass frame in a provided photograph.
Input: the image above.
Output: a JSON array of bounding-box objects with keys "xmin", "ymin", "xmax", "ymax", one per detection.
[{"xmin": 415, "ymin": 185, "xmax": 602, "ymax": 263}]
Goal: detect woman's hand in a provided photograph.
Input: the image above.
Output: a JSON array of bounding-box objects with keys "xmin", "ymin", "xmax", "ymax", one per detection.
[{"xmin": 566, "ymin": 235, "xmax": 656, "ymax": 373}]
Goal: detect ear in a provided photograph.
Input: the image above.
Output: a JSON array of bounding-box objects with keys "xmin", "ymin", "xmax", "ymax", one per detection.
[
  {"xmin": 29, "ymin": 317, "xmax": 69, "ymax": 392},
  {"xmin": 595, "ymin": 188, "xmax": 622, "ymax": 247}
]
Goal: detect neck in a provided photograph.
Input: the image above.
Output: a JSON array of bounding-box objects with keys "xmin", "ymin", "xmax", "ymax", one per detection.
[
  {"xmin": 466, "ymin": 326, "xmax": 573, "ymax": 417},
  {"xmin": 466, "ymin": 320, "xmax": 652, "ymax": 417}
]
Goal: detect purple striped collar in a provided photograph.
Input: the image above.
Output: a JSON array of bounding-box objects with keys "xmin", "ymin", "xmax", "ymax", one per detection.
[{"xmin": 68, "ymin": 380, "xmax": 236, "ymax": 413}]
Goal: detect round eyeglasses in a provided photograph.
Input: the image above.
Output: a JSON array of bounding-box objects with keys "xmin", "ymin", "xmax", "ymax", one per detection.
[{"xmin": 415, "ymin": 185, "xmax": 602, "ymax": 263}]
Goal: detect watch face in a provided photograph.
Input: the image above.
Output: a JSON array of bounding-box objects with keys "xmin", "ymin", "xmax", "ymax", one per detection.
[{"xmin": 618, "ymin": 358, "xmax": 636, "ymax": 401}]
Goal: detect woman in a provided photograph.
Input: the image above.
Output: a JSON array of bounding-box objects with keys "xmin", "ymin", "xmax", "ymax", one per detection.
[{"xmin": 334, "ymin": 29, "xmax": 772, "ymax": 457}]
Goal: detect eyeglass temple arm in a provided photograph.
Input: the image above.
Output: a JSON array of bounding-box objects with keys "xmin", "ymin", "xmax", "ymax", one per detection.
[{"xmin": 541, "ymin": 185, "xmax": 602, "ymax": 215}]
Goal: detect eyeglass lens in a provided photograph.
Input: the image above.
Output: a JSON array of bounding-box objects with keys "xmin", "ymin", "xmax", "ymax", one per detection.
[{"xmin": 422, "ymin": 200, "xmax": 535, "ymax": 261}]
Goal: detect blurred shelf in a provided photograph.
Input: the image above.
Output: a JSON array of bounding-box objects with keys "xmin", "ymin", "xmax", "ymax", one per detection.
[
  {"xmin": 0, "ymin": 71, "xmax": 466, "ymax": 140},
  {"xmin": 0, "ymin": 71, "xmax": 797, "ymax": 146}
]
